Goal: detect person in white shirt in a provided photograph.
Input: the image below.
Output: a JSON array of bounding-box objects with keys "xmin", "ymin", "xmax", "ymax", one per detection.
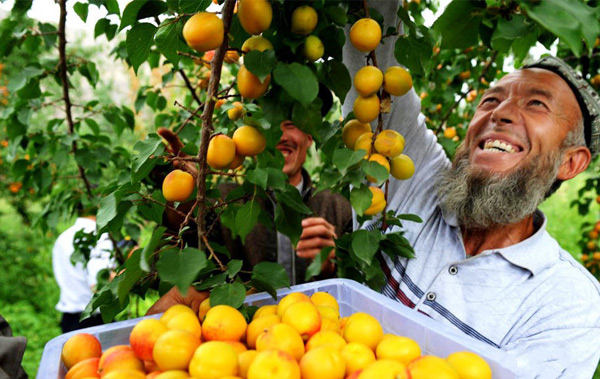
[{"xmin": 52, "ymin": 215, "xmax": 114, "ymax": 333}]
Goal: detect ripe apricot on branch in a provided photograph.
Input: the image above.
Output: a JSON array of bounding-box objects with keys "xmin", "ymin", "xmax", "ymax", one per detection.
[
  {"xmin": 238, "ymin": 0, "xmax": 273, "ymax": 35},
  {"xmin": 390, "ymin": 154, "xmax": 415, "ymax": 180},
  {"xmin": 237, "ymin": 65, "xmax": 271, "ymax": 99},
  {"xmin": 241, "ymin": 35, "xmax": 274, "ymax": 53},
  {"xmin": 207, "ymin": 134, "xmax": 236, "ymax": 170},
  {"xmin": 444, "ymin": 127, "xmax": 457, "ymax": 139},
  {"xmin": 227, "ymin": 102, "xmax": 244, "ymax": 121},
  {"xmin": 374, "ymin": 130, "xmax": 405, "ymax": 158},
  {"xmin": 162, "ymin": 169, "xmax": 195, "ymax": 202},
  {"xmin": 354, "ymin": 66, "xmax": 384, "ymax": 97},
  {"xmin": 303, "ymin": 35, "xmax": 324, "ymax": 62},
  {"xmin": 364, "ymin": 187, "xmax": 386, "ymax": 216},
  {"xmin": 342, "ymin": 119, "xmax": 372, "ymax": 150},
  {"xmin": 354, "ymin": 132, "xmax": 374, "ymax": 157},
  {"xmin": 183, "ymin": 12, "xmax": 224, "ymax": 52},
  {"xmin": 349, "ymin": 18, "xmax": 381, "ymax": 52},
  {"xmin": 383, "ymin": 66, "xmax": 413, "ymax": 97},
  {"xmin": 232, "ymin": 125, "xmax": 267, "ymax": 156},
  {"xmin": 291, "ymin": 5, "xmax": 318, "ymax": 35},
  {"xmin": 353, "ymin": 95, "xmax": 380, "ymax": 123}
]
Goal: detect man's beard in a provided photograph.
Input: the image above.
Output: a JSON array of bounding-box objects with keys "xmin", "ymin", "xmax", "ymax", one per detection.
[{"xmin": 436, "ymin": 145, "xmax": 563, "ymax": 230}]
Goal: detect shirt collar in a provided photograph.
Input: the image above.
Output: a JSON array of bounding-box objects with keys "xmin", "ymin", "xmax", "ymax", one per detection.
[
  {"xmin": 443, "ymin": 208, "xmax": 559, "ymax": 276},
  {"xmin": 494, "ymin": 210, "xmax": 559, "ymax": 276}
]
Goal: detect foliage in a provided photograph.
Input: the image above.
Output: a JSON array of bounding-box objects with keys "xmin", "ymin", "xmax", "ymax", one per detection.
[{"xmin": 1, "ymin": 0, "xmax": 599, "ymax": 332}]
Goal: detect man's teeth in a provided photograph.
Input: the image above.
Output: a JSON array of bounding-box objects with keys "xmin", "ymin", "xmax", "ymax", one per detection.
[
  {"xmin": 483, "ymin": 140, "xmax": 516, "ymax": 153},
  {"xmin": 281, "ymin": 151, "xmax": 290, "ymax": 156}
]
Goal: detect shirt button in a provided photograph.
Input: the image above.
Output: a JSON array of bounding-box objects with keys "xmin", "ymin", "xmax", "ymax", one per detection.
[
  {"xmin": 448, "ymin": 265, "xmax": 458, "ymax": 275},
  {"xmin": 426, "ymin": 292, "xmax": 436, "ymax": 301}
]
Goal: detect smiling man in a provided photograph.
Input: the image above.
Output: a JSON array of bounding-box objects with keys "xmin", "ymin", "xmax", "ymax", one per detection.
[{"xmin": 341, "ymin": 2, "xmax": 600, "ymax": 377}]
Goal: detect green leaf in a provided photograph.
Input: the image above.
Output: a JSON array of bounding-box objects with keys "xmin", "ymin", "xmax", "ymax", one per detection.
[
  {"xmin": 155, "ymin": 18, "xmax": 188, "ymax": 65},
  {"xmin": 126, "ymin": 23, "xmax": 157, "ymax": 74},
  {"xmin": 131, "ymin": 133, "xmax": 164, "ymax": 182},
  {"xmin": 305, "ymin": 247, "xmax": 333, "ymax": 281},
  {"xmin": 195, "ymin": 273, "xmax": 228, "ymax": 291},
  {"xmin": 251, "ymin": 262, "xmax": 290, "ymax": 299},
  {"xmin": 117, "ymin": 248, "xmax": 145, "ymax": 301},
  {"xmin": 333, "ymin": 148, "xmax": 364, "ymax": 173},
  {"xmin": 157, "ymin": 247, "xmax": 208, "ymax": 295},
  {"xmin": 520, "ymin": 0, "xmax": 600, "ymax": 57},
  {"xmin": 291, "ymin": 102, "xmax": 322, "ymax": 138},
  {"xmin": 323, "ymin": 5, "xmax": 347, "ymax": 26},
  {"xmin": 247, "ymin": 168, "xmax": 268, "ymax": 190},
  {"xmin": 235, "ymin": 200, "xmax": 261, "ymax": 243},
  {"xmin": 95, "ymin": 19, "xmax": 117, "ymax": 40},
  {"xmin": 394, "ymin": 33, "xmax": 432, "ymax": 77},
  {"xmin": 247, "ymin": 167, "xmax": 286, "ymax": 190},
  {"xmin": 210, "ymin": 282, "xmax": 246, "ymax": 309},
  {"xmin": 319, "ymin": 60, "xmax": 351, "ymax": 104},
  {"xmin": 380, "ymin": 232, "xmax": 415, "ymax": 259},
  {"xmin": 273, "ymin": 63, "xmax": 319, "ymax": 106},
  {"xmin": 491, "ymin": 14, "xmax": 534, "ymax": 53},
  {"xmin": 73, "ymin": 2, "xmax": 88, "ymax": 22},
  {"xmin": 244, "ymin": 50, "xmax": 277, "ymax": 82},
  {"xmin": 275, "ymin": 185, "xmax": 312, "ymax": 215},
  {"xmin": 431, "ymin": 0, "xmax": 485, "ymax": 49},
  {"xmin": 274, "ymin": 201, "xmax": 304, "ymax": 245},
  {"xmin": 140, "ymin": 226, "xmax": 167, "ymax": 272},
  {"xmin": 120, "ymin": 0, "xmax": 168, "ymax": 31},
  {"xmin": 351, "ymin": 230, "xmax": 382, "ymax": 266},
  {"xmin": 137, "ymin": 191, "xmax": 165, "ymax": 225},
  {"xmin": 350, "ymin": 185, "xmax": 372, "ymax": 216},
  {"xmin": 362, "ymin": 160, "xmax": 389, "ymax": 183},
  {"xmin": 179, "ymin": 0, "xmax": 211, "ymax": 13},
  {"xmin": 226, "ymin": 260, "xmax": 243, "ymax": 278}
]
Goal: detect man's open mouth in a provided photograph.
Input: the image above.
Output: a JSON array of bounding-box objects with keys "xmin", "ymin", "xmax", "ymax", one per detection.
[
  {"xmin": 277, "ymin": 145, "xmax": 295, "ymax": 157},
  {"xmin": 480, "ymin": 139, "xmax": 521, "ymax": 154}
]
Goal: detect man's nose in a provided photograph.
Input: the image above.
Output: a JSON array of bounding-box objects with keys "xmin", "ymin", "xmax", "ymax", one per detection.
[{"xmin": 490, "ymin": 99, "xmax": 519, "ymax": 126}]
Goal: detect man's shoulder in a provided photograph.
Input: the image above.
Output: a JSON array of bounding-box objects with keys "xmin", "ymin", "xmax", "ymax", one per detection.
[{"xmin": 307, "ymin": 188, "xmax": 351, "ymax": 210}]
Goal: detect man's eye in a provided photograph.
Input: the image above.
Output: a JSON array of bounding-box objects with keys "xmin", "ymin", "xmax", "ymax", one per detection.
[
  {"xmin": 480, "ymin": 97, "xmax": 498, "ymax": 105},
  {"xmin": 528, "ymin": 99, "xmax": 547, "ymax": 108}
]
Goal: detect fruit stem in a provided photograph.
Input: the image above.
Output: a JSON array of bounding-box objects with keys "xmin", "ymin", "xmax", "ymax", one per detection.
[
  {"xmin": 195, "ymin": 0, "xmax": 237, "ymax": 251},
  {"xmin": 381, "ymin": 179, "xmax": 389, "ymax": 231},
  {"xmin": 178, "ymin": 69, "xmax": 203, "ymax": 105}
]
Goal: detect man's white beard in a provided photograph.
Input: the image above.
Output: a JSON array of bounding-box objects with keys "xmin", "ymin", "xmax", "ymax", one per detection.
[{"xmin": 436, "ymin": 144, "xmax": 563, "ymax": 230}]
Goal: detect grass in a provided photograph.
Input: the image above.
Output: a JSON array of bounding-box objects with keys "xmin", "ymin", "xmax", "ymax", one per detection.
[{"xmin": 0, "ymin": 172, "xmax": 598, "ymax": 377}]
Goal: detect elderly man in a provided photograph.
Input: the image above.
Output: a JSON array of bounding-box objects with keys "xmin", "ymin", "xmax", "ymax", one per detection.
[{"xmin": 340, "ymin": 1, "xmax": 600, "ymax": 377}]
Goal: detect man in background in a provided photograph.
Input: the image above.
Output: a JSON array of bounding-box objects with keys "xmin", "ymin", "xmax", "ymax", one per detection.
[{"xmin": 52, "ymin": 211, "xmax": 115, "ymax": 333}]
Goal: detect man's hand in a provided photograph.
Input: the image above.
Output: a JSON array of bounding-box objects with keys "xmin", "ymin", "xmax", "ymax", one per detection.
[
  {"xmin": 296, "ymin": 217, "xmax": 338, "ymax": 273},
  {"xmin": 146, "ymin": 286, "xmax": 208, "ymax": 315}
]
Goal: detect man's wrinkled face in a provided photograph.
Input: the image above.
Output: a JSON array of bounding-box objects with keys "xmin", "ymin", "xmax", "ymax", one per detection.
[
  {"xmin": 464, "ymin": 68, "xmax": 582, "ymax": 175},
  {"xmin": 437, "ymin": 68, "xmax": 584, "ymax": 229},
  {"xmin": 276, "ymin": 121, "xmax": 313, "ymax": 185}
]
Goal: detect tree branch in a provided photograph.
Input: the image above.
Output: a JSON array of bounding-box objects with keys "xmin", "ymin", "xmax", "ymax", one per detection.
[
  {"xmin": 58, "ymin": 0, "xmax": 93, "ymax": 198},
  {"xmin": 195, "ymin": 0, "xmax": 237, "ymax": 250},
  {"xmin": 178, "ymin": 69, "xmax": 202, "ymax": 106}
]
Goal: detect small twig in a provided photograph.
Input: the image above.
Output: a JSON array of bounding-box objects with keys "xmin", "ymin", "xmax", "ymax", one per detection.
[
  {"xmin": 175, "ymin": 104, "xmax": 204, "ymax": 135},
  {"xmin": 202, "ymin": 235, "xmax": 227, "ymax": 271},
  {"xmin": 207, "ymin": 170, "xmax": 246, "ymax": 178},
  {"xmin": 178, "ymin": 69, "xmax": 202, "ymax": 106},
  {"xmin": 32, "ymin": 97, "xmax": 65, "ymax": 111},
  {"xmin": 380, "ymin": 180, "xmax": 389, "ymax": 231},
  {"xmin": 138, "ymin": 194, "xmax": 189, "ymax": 218},
  {"xmin": 177, "ymin": 51, "xmax": 204, "ymax": 61},
  {"xmin": 174, "ymin": 100, "xmax": 204, "ymax": 120},
  {"xmin": 207, "ymin": 194, "xmax": 252, "ymax": 211},
  {"xmin": 178, "ymin": 201, "xmax": 199, "ymax": 235},
  {"xmin": 362, "ymin": 0, "xmax": 370, "ymax": 17}
]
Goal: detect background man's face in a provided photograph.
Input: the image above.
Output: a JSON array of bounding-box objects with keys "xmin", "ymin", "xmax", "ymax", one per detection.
[
  {"xmin": 276, "ymin": 121, "xmax": 313, "ymax": 185},
  {"xmin": 464, "ymin": 68, "xmax": 582, "ymax": 175}
]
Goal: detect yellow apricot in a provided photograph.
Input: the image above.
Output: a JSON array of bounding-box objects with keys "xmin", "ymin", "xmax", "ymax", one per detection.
[
  {"xmin": 237, "ymin": 65, "xmax": 271, "ymax": 99},
  {"xmin": 363, "ymin": 187, "xmax": 386, "ymax": 216},
  {"xmin": 342, "ymin": 120, "xmax": 372, "ymax": 150},
  {"xmin": 383, "ymin": 66, "xmax": 413, "ymax": 97},
  {"xmin": 162, "ymin": 170, "xmax": 195, "ymax": 202},
  {"xmin": 390, "ymin": 154, "xmax": 415, "ymax": 180},
  {"xmin": 374, "ymin": 130, "xmax": 404, "ymax": 158},
  {"xmin": 232, "ymin": 126, "xmax": 266, "ymax": 156},
  {"xmin": 207, "ymin": 134, "xmax": 236, "ymax": 170},
  {"xmin": 353, "ymin": 95, "xmax": 380, "ymax": 123},
  {"xmin": 183, "ymin": 13, "xmax": 224, "ymax": 52},
  {"xmin": 349, "ymin": 18, "xmax": 381, "ymax": 52},
  {"xmin": 291, "ymin": 5, "xmax": 318, "ymax": 35},
  {"xmin": 354, "ymin": 66, "xmax": 383, "ymax": 97},
  {"xmin": 238, "ymin": 0, "xmax": 272, "ymax": 35}
]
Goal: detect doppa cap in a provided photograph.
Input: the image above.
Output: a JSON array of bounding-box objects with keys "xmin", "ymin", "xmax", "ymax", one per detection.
[{"xmin": 523, "ymin": 56, "xmax": 600, "ymax": 156}]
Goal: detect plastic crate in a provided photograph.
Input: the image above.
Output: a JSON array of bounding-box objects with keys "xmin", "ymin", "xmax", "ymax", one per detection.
[{"xmin": 38, "ymin": 278, "xmax": 516, "ymax": 378}]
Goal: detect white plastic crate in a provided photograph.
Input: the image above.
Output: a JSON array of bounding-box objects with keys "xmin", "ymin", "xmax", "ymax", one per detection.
[{"xmin": 38, "ymin": 278, "xmax": 516, "ymax": 378}]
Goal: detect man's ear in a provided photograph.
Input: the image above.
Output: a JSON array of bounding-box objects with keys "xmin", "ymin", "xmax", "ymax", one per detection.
[
  {"xmin": 306, "ymin": 133, "xmax": 314, "ymax": 147},
  {"xmin": 557, "ymin": 146, "xmax": 591, "ymax": 181}
]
